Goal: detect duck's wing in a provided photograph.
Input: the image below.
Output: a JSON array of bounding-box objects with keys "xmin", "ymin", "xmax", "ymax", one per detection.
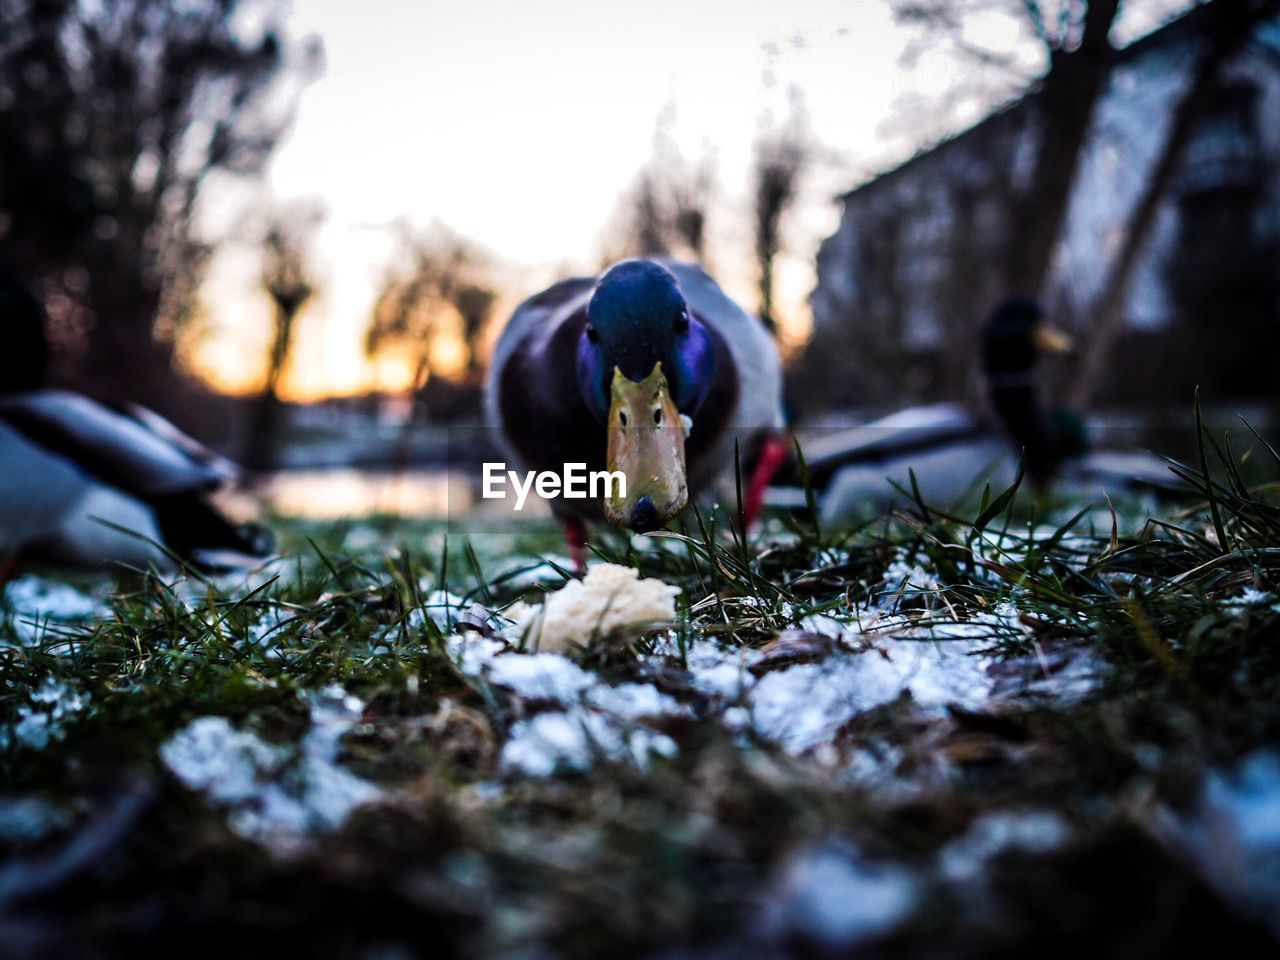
[
  {"xmin": 101, "ymin": 399, "xmax": 241, "ymax": 482},
  {"xmin": 0, "ymin": 418, "xmax": 182, "ymax": 568},
  {"xmin": 0, "ymin": 392, "xmax": 267, "ymax": 569},
  {"xmin": 661, "ymin": 261, "xmax": 784, "ymax": 434},
  {"xmin": 483, "ymin": 277, "xmax": 602, "ymax": 484},
  {"xmin": 0, "ymin": 422, "xmax": 92, "ymax": 552},
  {"xmin": 819, "ymin": 435, "xmax": 1017, "ymax": 520},
  {"xmin": 1059, "ymin": 449, "xmax": 1191, "ymax": 495},
  {"xmin": 486, "ymin": 276, "xmax": 595, "ymax": 411},
  {"xmin": 0, "ymin": 391, "xmax": 237, "ymax": 498},
  {"xmin": 657, "ymin": 262, "xmax": 785, "ymax": 495},
  {"xmin": 792, "ymin": 403, "xmax": 986, "ymax": 487}
]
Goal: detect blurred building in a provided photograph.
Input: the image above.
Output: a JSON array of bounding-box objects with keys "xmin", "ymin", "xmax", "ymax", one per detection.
[{"xmin": 805, "ymin": 9, "xmax": 1280, "ymax": 414}]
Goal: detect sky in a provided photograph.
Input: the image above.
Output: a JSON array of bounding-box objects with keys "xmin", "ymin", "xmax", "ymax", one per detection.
[{"xmin": 188, "ymin": 0, "xmax": 1155, "ymax": 400}]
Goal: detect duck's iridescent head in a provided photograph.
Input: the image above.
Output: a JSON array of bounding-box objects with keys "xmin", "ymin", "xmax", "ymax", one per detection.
[
  {"xmin": 576, "ymin": 260, "xmax": 716, "ymax": 531},
  {"xmin": 982, "ymin": 297, "xmax": 1073, "ymax": 377},
  {"xmin": 0, "ymin": 274, "xmax": 49, "ymax": 394}
]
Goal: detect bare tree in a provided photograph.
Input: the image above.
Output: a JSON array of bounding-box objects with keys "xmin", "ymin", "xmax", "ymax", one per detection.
[
  {"xmin": 752, "ymin": 99, "xmax": 811, "ymax": 335},
  {"xmin": 1068, "ymin": 0, "xmax": 1280, "ymax": 408},
  {"xmin": 0, "ymin": 0, "xmax": 321, "ymax": 410},
  {"xmin": 242, "ymin": 199, "xmax": 324, "ymax": 471},
  {"xmin": 892, "ymin": 0, "xmax": 1126, "ymax": 300},
  {"xmin": 367, "ymin": 223, "xmax": 498, "ymax": 400},
  {"xmin": 1006, "ymin": 0, "xmax": 1124, "ymax": 296},
  {"xmin": 603, "ymin": 106, "xmax": 717, "ymax": 266},
  {"xmin": 452, "ymin": 282, "xmax": 497, "ymax": 385},
  {"xmin": 626, "ymin": 172, "xmax": 673, "ymax": 260}
]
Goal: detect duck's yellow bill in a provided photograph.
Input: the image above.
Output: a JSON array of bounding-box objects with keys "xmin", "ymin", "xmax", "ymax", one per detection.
[
  {"xmin": 604, "ymin": 363, "xmax": 688, "ymax": 532},
  {"xmin": 1033, "ymin": 323, "xmax": 1074, "ymax": 354}
]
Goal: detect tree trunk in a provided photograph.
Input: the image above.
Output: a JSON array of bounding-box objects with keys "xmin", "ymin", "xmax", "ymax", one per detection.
[
  {"xmin": 79, "ymin": 266, "xmax": 178, "ymax": 410},
  {"xmin": 1005, "ymin": 0, "xmax": 1121, "ymax": 298},
  {"xmin": 758, "ymin": 253, "xmax": 777, "ymax": 334},
  {"xmin": 242, "ymin": 300, "xmax": 299, "ymax": 473},
  {"xmin": 394, "ymin": 354, "xmax": 432, "ymax": 472},
  {"xmin": 1067, "ymin": 0, "xmax": 1277, "ymax": 410}
]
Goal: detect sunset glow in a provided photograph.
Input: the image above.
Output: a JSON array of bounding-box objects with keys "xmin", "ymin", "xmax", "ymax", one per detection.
[{"xmin": 185, "ymin": 0, "xmax": 1182, "ymax": 400}]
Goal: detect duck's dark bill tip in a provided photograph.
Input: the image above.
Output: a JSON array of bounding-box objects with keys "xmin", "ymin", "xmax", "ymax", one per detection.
[{"xmin": 630, "ymin": 496, "xmax": 661, "ymax": 533}]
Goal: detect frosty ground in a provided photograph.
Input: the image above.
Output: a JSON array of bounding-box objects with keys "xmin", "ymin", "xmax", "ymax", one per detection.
[{"xmin": 2, "ymin": 455, "xmax": 1280, "ymax": 958}]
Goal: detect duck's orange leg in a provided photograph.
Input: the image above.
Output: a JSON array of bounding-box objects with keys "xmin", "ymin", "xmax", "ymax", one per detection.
[{"xmin": 744, "ymin": 435, "xmax": 790, "ymax": 531}]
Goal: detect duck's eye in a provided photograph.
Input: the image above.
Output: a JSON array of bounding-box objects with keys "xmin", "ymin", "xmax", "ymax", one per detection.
[
  {"xmin": 675, "ymin": 311, "xmax": 690, "ymax": 333},
  {"xmin": 586, "ymin": 324, "xmax": 599, "ymax": 344},
  {"xmin": 619, "ymin": 411, "xmax": 628, "ymax": 428},
  {"xmin": 652, "ymin": 407, "xmax": 663, "ymax": 425}
]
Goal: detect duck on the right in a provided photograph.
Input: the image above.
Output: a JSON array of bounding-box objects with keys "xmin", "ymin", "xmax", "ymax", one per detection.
[{"xmin": 783, "ymin": 297, "xmax": 1188, "ymax": 523}]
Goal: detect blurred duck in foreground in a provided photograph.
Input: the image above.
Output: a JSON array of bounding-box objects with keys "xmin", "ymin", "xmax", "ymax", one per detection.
[
  {"xmin": 485, "ymin": 259, "xmax": 786, "ymax": 559},
  {"xmin": 0, "ymin": 274, "xmax": 271, "ymax": 572},
  {"xmin": 779, "ymin": 298, "xmax": 1187, "ymax": 522}
]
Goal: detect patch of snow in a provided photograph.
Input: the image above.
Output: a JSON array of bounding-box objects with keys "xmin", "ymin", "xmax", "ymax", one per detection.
[
  {"xmin": 2, "ymin": 576, "xmax": 106, "ymax": 647},
  {"xmin": 160, "ymin": 716, "xmax": 286, "ymax": 805},
  {"xmin": 758, "ymin": 840, "xmax": 919, "ymax": 948},
  {"xmin": 882, "ymin": 558, "xmax": 939, "ymax": 594},
  {"xmin": 500, "ymin": 710, "xmax": 677, "ymax": 777},
  {"xmin": 679, "ymin": 640, "xmax": 757, "ymax": 699},
  {"xmin": 586, "ymin": 682, "xmax": 688, "ymax": 721},
  {"xmin": 247, "ymin": 604, "xmax": 293, "ymax": 652},
  {"xmin": 486, "ymin": 653, "xmax": 595, "ymax": 702},
  {"xmin": 991, "ymin": 599, "xmax": 1022, "ymax": 626},
  {"xmin": 294, "ymin": 685, "xmax": 383, "ymax": 831},
  {"xmin": 460, "ymin": 629, "xmax": 687, "ymax": 725},
  {"xmin": 446, "ymin": 631, "xmax": 506, "ymax": 676},
  {"xmin": 797, "ymin": 613, "xmax": 849, "ymax": 639},
  {"xmin": 409, "ymin": 590, "xmax": 468, "ymax": 633},
  {"xmin": 469, "ymin": 644, "xmax": 689, "ymax": 777},
  {"xmin": 0, "ymin": 796, "xmax": 70, "ymax": 844},
  {"xmin": 1172, "ymin": 749, "xmax": 1280, "ymax": 938},
  {"xmin": 468, "ymin": 780, "xmax": 505, "ymax": 803},
  {"xmin": 0, "ymin": 678, "xmax": 90, "ymax": 751},
  {"xmin": 721, "ymin": 705, "xmax": 751, "ymax": 732},
  {"xmin": 4, "ymin": 576, "xmax": 102, "ymax": 619},
  {"xmin": 1227, "ymin": 587, "xmax": 1280, "ymax": 611},
  {"xmin": 204, "ymin": 561, "xmax": 289, "ymax": 600},
  {"xmin": 159, "ymin": 686, "xmax": 381, "ymax": 850},
  {"xmin": 750, "ymin": 638, "xmax": 993, "ymax": 754},
  {"xmin": 455, "ymin": 571, "xmax": 1105, "ymax": 780},
  {"xmin": 990, "ymin": 644, "xmax": 1106, "ymax": 704},
  {"xmin": 939, "ymin": 811, "xmax": 1072, "ymax": 882},
  {"xmin": 969, "ymin": 535, "xmax": 1019, "ymax": 585},
  {"xmin": 843, "ymin": 744, "xmax": 913, "ymax": 794},
  {"xmin": 928, "ymin": 615, "xmax": 1024, "ymax": 643}
]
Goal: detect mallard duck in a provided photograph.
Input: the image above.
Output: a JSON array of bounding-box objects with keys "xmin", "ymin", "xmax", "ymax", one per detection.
[
  {"xmin": 485, "ymin": 259, "xmax": 786, "ymax": 551},
  {"xmin": 0, "ymin": 274, "xmax": 271, "ymax": 571},
  {"xmin": 786, "ymin": 298, "xmax": 1184, "ymax": 521}
]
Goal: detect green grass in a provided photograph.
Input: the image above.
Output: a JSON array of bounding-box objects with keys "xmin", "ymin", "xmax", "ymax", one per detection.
[{"xmin": 2, "ymin": 422, "xmax": 1279, "ymax": 956}]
